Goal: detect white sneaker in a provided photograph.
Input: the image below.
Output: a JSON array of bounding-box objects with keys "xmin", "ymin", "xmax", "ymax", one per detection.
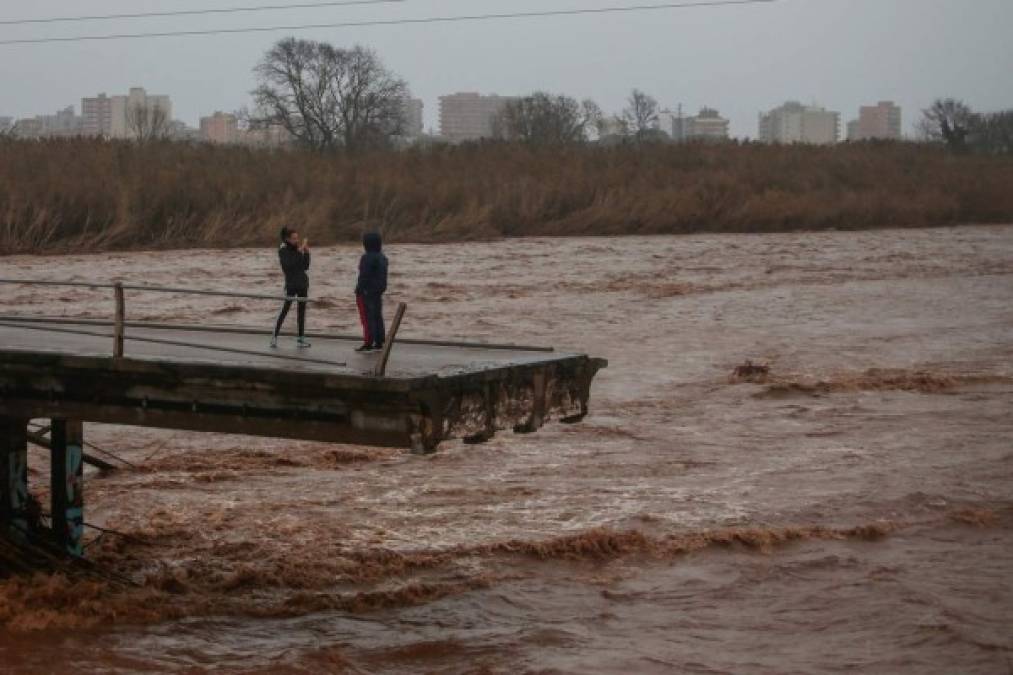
[
  {"xmin": 296, "ymin": 337, "xmax": 311, "ymax": 349},
  {"xmin": 269, "ymin": 337, "xmax": 278, "ymax": 349}
]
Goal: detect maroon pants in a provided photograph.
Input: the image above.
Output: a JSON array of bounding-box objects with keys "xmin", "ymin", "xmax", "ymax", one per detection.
[{"xmin": 356, "ymin": 294, "xmax": 371, "ymax": 345}]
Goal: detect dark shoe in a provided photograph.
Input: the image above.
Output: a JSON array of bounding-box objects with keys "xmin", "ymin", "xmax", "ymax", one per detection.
[
  {"xmin": 355, "ymin": 344, "xmax": 373, "ymax": 353},
  {"xmin": 372, "ymin": 343, "xmax": 385, "ymax": 352},
  {"xmin": 296, "ymin": 337, "xmax": 311, "ymax": 349}
]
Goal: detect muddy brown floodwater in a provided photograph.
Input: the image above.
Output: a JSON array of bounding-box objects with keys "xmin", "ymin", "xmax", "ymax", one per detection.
[{"xmin": 1, "ymin": 226, "xmax": 1013, "ymax": 674}]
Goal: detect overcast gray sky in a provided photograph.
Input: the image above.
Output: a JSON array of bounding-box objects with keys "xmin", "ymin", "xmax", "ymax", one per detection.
[{"xmin": 2, "ymin": 0, "xmax": 1012, "ymax": 137}]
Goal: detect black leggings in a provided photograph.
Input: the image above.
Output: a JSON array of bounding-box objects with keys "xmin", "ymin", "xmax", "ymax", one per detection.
[{"xmin": 273, "ymin": 287, "xmax": 308, "ymax": 338}]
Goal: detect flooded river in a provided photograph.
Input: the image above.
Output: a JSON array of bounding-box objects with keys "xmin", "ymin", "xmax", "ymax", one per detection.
[{"xmin": 1, "ymin": 225, "xmax": 1012, "ymax": 673}]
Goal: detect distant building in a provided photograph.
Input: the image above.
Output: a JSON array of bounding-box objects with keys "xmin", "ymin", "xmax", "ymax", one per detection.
[
  {"xmin": 846, "ymin": 119, "xmax": 861, "ymax": 141},
  {"xmin": 82, "ymin": 93, "xmax": 115, "ymax": 136},
  {"xmin": 110, "ymin": 88, "xmax": 172, "ymax": 139},
  {"xmin": 400, "ymin": 98, "xmax": 424, "ymax": 138},
  {"xmin": 200, "ymin": 111, "xmax": 240, "ymax": 144},
  {"xmin": 169, "ymin": 120, "xmax": 202, "ymax": 142},
  {"xmin": 675, "ymin": 107, "xmax": 730, "ymax": 142},
  {"xmin": 47, "ymin": 106, "xmax": 83, "ymax": 137},
  {"xmin": 439, "ymin": 92, "xmax": 517, "ymax": 143},
  {"xmin": 0, "ymin": 116, "xmax": 13, "ymax": 132},
  {"xmin": 847, "ymin": 101, "xmax": 902, "ymax": 141},
  {"xmin": 759, "ymin": 101, "xmax": 840, "ymax": 145},
  {"xmin": 84, "ymin": 88, "xmax": 172, "ymax": 139},
  {"xmin": 655, "ymin": 110, "xmax": 678, "ymax": 138},
  {"xmin": 244, "ymin": 124, "xmax": 292, "ymax": 148},
  {"xmin": 13, "ymin": 105, "xmax": 82, "ymax": 138},
  {"xmin": 12, "ymin": 118, "xmax": 44, "ymax": 138}
]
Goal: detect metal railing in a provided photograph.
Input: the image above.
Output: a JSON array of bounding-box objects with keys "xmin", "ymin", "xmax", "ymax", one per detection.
[
  {"xmin": 0, "ymin": 277, "xmax": 556, "ymax": 375},
  {"xmin": 0, "ymin": 278, "xmax": 344, "ymax": 368}
]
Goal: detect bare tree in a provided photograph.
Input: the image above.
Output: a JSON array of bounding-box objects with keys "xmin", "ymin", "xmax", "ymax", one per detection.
[
  {"xmin": 126, "ymin": 102, "xmax": 171, "ymax": 142},
  {"xmin": 252, "ymin": 38, "xmax": 409, "ymax": 152},
  {"xmin": 495, "ymin": 92, "xmax": 601, "ymax": 145},
  {"xmin": 623, "ymin": 89, "xmax": 660, "ymax": 141},
  {"xmin": 595, "ymin": 115, "xmax": 630, "ymax": 143},
  {"xmin": 970, "ymin": 110, "xmax": 1013, "ymax": 155},
  {"xmin": 919, "ymin": 98, "xmax": 976, "ymax": 151}
]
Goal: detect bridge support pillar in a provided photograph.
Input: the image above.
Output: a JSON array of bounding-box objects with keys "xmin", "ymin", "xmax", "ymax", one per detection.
[
  {"xmin": 50, "ymin": 419, "xmax": 84, "ymax": 556},
  {"xmin": 0, "ymin": 417, "xmax": 30, "ymax": 539}
]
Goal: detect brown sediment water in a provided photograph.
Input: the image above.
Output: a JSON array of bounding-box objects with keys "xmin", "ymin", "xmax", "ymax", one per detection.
[{"xmin": 1, "ymin": 225, "xmax": 1012, "ymax": 674}]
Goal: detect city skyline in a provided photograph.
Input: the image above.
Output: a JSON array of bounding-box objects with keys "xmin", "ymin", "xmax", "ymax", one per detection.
[
  {"xmin": 5, "ymin": 86, "xmax": 906, "ymax": 145},
  {"xmin": 1, "ymin": 0, "xmax": 1011, "ymax": 139}
]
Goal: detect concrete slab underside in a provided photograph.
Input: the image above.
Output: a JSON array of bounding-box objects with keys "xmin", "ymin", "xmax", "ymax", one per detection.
[{"xmin": 0, "ymin": 322, "xmax": 606, "ymax": 452}]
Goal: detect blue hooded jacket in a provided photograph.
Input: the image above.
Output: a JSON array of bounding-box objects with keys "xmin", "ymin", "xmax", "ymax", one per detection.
[{"xmin": 355, "ymin": 232, "xmax": 388, "ymax": 296}]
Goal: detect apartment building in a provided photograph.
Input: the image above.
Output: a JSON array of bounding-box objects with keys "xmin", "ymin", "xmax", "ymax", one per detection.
[
  {"xmin": 200, "ymin": 111, "xmax": 240, "ymax": 144},
  {"xmin": 759, "ymin": 101, "xmax": 840, "ymax": 144},
  {"xmin": 12, "ymin": 106, "xmax": 82, "ymax": 138},
  {"xmin": 81, "ymin": 94, "xmax": 114, "ymax": 137},
  {"xmin": 439, "ymin": 92, "xmax": 516, "ymax": 143},
  {"xmin": 675, "ymin": 107, "xmax": 731, "ymax": 141},
  {"xmin": 847, "ymin": 101, "xmax": 902, "ymax": 141},
  {"xmin": 82, "ymin": 88, "xmax": 172, "ymax": 138},
  {"xmin": 111, "ymin": 88, "xmax": 172, "ymax": 138}
]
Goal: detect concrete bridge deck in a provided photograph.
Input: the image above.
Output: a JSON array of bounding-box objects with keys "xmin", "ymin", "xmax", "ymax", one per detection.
[{"xmin": 0, "ymin": 318, "xmax": 584, "ymax": 379}]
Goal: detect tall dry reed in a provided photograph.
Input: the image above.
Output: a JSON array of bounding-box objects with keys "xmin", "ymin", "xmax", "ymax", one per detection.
[{"xmin": 1, "ymin": 137, "xmax": 1011, "ymax": 254}]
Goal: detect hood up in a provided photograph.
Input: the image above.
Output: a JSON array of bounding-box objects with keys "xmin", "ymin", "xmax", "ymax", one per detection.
[{"xmin": 363, "ymin": 232, "xmax": 383, "ymax": 253}]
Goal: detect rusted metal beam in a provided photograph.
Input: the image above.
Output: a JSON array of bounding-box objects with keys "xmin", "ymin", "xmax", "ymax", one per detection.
[{"xmin": 26, "ymin": 431, "xmax": 118, "ymax": 472}]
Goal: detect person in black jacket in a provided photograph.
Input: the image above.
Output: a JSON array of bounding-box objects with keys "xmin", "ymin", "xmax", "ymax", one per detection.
[
  {"xmin": 271, "ymin": 226, "xmax": 311, "ymax": 349},
  {"xmin": 355, "ymin": 232, "xmax": 388, "ymax": 352}
]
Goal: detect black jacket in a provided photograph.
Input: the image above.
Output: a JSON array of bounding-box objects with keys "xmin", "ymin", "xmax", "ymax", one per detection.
[
  {"xmin": 355, "ymin": 232, "xmax": 388, "ymax": 296},
  {"xmin": 278, "ymin": 242, "xmax": 310, "ymax": 290}
]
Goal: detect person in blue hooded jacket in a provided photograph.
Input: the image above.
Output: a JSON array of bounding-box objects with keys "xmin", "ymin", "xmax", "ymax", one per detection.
[{"xmin": 355, "ymin": 232, "xmax": 388, "ymax": 352}]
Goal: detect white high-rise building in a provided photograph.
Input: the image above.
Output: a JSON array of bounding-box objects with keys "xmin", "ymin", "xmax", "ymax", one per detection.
[
  {"xmin": 83, "ymin": 88, "xmax": 172, "ymax": 138},
  {"xmin": 759, "ymin": 101, "xmax": 840, "ymax": 145},
  {"xmin": 439, "ymin": 92, "xmax": 517, "ymax": 143},
  {"xmin": 110, "ymin": 87, "xmax": 172, "ymax": 139}
]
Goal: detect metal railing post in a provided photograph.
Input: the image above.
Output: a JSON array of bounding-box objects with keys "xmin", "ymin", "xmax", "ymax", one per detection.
[{"xmin": 113, "ymin": 282, "xmax": 125, "ymax": 358}]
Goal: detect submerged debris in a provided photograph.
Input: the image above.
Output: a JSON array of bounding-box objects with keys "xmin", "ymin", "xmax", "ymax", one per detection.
[{"xmin": 732, "ymin": 360, "xmax": 771, "ymax": 382}]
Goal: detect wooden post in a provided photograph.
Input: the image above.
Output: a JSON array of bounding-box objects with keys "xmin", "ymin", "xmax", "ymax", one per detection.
[
  {"xmin": 374, "ymin": 302, "xmax": 407, "ymax": 377},
  {"xmin": 0, "ymin": 417, "xmax": 29, "ymax": 538},
  {"xmin": 113, "ymin": 282, "xmax": 125, "ymax": 358},
  {"xmin": 50, "ymin": 419, "xmax": 84, "ymax": 556}
]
